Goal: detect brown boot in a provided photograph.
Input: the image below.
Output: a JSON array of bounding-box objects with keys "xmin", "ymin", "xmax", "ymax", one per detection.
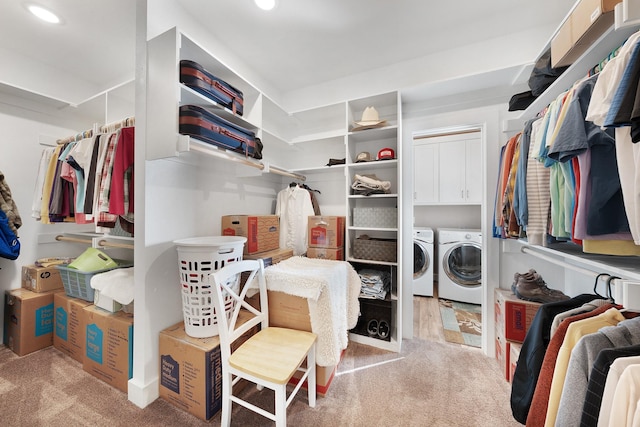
[{"xmin": 513, "ymin": 269, "xmax": 570, "ymax": 303}]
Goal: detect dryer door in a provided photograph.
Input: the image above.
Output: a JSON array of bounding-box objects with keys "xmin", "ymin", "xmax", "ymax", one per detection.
[
  {"xmin": 443, "ymin": 242, "xmax": 481, "ymax": 287},
  {"xmin": 414, "ymin": 240, "xmax": 430, "ymax": 279}
]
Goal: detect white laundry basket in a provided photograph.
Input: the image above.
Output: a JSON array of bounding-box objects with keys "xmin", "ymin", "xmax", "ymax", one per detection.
[{"xmin": 174, "ymin": 236, "xmax": 247, "ymax": 338}]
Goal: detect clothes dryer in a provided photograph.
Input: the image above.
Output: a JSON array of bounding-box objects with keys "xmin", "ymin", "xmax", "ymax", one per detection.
[
  {"xmin": 437, "ymin": 228, "xmax": 482, "ymax": 304},
  {"xmin": 413, "ymin": 227, "xmax": 434, "ymax": 296}
]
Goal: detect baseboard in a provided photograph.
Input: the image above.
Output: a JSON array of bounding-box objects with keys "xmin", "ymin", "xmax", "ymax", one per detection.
[{"xmin": 128, "ymin": 377, "xmax": 159, "ymax": 408}]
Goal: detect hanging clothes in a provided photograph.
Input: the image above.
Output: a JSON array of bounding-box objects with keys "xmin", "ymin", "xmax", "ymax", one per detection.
[{"xmin": 276, "ymin": 184, "xmax": 315, "ymax": 256}]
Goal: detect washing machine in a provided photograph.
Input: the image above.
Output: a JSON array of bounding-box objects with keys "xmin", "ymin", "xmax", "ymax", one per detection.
[
  {"xmin": 437, "ymin": 228, "xmax": 482, "ymax": 304},
  {"xmin": 413, "ymin": 227, "xmax": 434, "ymax": 296}
]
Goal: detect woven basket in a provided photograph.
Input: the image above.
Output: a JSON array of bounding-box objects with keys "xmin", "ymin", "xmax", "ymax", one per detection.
[{"xmin": 352, "ymin": 237, "xmax": 397, "ymax": 262}]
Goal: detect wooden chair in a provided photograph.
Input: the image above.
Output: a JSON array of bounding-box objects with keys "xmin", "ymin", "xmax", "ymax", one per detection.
[{"xmin": 209, "ymin": 259, "xmax": 317, "ymax": 427}]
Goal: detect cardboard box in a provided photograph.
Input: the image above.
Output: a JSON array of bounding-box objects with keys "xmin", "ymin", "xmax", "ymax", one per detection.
[
  {"xmin": 244, "ymin": 247, "xmax": 293, "ymax": 267},
  {"xmin": 82, "ymin": 305, "xmax": 133, "ymax": 392},
  {"xmin": 3, "ymin": 289, "xmax": 55, "ymax": 356},
  {"xmin": 494, "ymin": 328, "xmax": 510, "ymax": 382},
  {"xmin": 494, "ymin": 288, "xmax": 541, "ymax": 343},
  {"xmin": 308, "ymin": 216, "xmax": 345, "ymax": 249},
  {"xmin": 159, "ymin": 310, "xmax": 257, "ymax": 421},
  {"xmin": 551, "ymin": 0, "xmax": 619, "ymax": 67},
  {"xmin": 221, "ymin": 215, "xmax": 280, "ymax": 254},
  {"xmin": 54, "ymin": 292, "xmax": 92, "ymax": 362},
  {"xmin": 509, "ymin": 342, "xmax": 522, "ymax": 384},
  {"xmin": 21, "ymin": 264, "xmax": 64, "ymax": 293},
  {"xmin": 306, "ymin": 247, "xmax": 344, "ymax": 261}
]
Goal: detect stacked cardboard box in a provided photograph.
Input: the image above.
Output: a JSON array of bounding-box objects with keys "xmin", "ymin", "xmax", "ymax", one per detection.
[
  {"xmin": 221, "ymin": 215, "xmax": 280, "ymax": 255},
  {"xmin": 21, "ymin": 264, "xmax": 64, "ymax": 293},
  {"xmin": 158, "ymin": 310, "xmax": 258, "ymax": 421},
  {"xmin": 82, "ymin": 305, "xmax": 134, "ymax": 392},
  {"xmin": 494, "ymin": 288, "xmax": 542, "ymax": 382},
  {"xmin": 54, "ymin": 292, "xmax": 92, "ymax": 363},
  {"xmin": 3, "ymin": 288, "xmax": 56, "ymax": 356},
  {"xmin": 306, "ymin": 216, "xmax": 345, "ymax": 260}
]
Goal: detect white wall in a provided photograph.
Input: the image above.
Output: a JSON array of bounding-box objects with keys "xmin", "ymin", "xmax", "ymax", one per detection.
[{"xmin": 0, "ymin": 101, "xmax": 107, "ymax": 335}]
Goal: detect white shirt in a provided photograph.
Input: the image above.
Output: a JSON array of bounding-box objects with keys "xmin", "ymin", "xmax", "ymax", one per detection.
[{"xmin": 276, "ymin": 185, "xmax": 315, "ymax": 256}]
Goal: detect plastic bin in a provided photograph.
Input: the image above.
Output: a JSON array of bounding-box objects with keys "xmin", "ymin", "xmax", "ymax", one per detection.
[
  {"xmin": 174, "ymin": 236, "xmax": 247, "ymax": 338},
  {"xmin": 57, "ymin": 260, "xmax": 133, "ymax": 302}
]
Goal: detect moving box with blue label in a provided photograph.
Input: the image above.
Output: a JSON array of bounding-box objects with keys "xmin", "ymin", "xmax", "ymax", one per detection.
[
  {"xmin": 53, "ymin": 292, "xmax": 92, "ymax": 363},
  {"xmin": 3, "ymin": 288, "xmax": 55, "ymax": 356},
  {"xmin": 82, "ymin": 305, "xmax": 133, "ymax": 392},
  {"xmin": 158, "ymin": 310, "xmax": 257, "ymax": 421}
]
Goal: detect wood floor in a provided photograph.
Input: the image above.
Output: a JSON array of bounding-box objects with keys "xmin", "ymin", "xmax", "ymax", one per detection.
[{"xmin": 412, "ymin": 283, "xmax": 446, "ymax": 342}]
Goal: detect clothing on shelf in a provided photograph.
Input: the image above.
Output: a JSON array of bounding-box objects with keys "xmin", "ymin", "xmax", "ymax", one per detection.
[
  {"xmin": 494, "ymin": 30, "xmax": 640, "ymax": 256},
  {"xmin": 358, "ymin": 269, "xmax": 390, "ymax": 300},
  {"xmin": 33, "ymin": 122, "xmax": 135, "ymax": 236}
]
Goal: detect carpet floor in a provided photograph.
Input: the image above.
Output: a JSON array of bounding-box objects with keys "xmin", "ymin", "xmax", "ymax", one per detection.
[{"xmin": 438, "ymin": 298, "xmax": 482, "ymax": 348}]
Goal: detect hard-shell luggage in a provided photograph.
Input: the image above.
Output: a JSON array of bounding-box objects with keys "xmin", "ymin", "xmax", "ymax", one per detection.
[
  {"xmin": 180, "ymin": 60, "xmax": 244, "ymax": 115},
  {"xmin": 179, "ymin": 105, "xmax": 256, "ymax": 156}
]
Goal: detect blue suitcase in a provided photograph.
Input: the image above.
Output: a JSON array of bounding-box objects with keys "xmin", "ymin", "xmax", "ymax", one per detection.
[
  {"xmin": 180, "ymin": 60, "xmax": 244, "ymax": 116},
  {"xmin": 179, "ymin": 105, "xmax": 256, "ymax": 156}
]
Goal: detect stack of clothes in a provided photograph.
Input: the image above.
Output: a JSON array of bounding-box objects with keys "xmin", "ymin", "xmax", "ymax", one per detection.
[{"xmin": 358, "ymin": 269, "xmax": 391, "ymax": 300}]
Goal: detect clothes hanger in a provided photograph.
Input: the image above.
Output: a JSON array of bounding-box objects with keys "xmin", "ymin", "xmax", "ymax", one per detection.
[
  {"xmin": 605, "ymin": 275, "xmax": 621, "ymax": 304},
  {"xmin": 593, "ymin": 273, "xmax": 610, "ymax": 299}
]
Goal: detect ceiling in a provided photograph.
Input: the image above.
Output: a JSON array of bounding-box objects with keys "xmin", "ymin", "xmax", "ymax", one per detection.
[{"xmin": 0, "ymin": 0, "xmax": 577, "ymax": 115}]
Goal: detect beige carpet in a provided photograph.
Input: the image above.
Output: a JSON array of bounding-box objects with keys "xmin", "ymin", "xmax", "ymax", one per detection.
[{"xmin": 0, "ymin": 338, "xmax": 519, "ymax": 426}]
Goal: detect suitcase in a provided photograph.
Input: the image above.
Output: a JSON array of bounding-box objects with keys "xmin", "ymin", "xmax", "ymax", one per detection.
[
  {"xmin": 179, "ymin": 105, "xmax": 256, "ymax": 156},
  {"xmin": 180, "ymin": 59, "xmax": 244, "ymax": 116}
]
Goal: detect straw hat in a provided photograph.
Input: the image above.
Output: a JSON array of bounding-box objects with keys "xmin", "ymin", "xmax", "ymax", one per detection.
[{"xmin": 352, "ymin": 106, "xmax": 387, "ymax": 131}]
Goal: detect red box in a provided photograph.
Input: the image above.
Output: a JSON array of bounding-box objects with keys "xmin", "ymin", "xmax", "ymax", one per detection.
[
  {"xmin": 308, "ymin": 216, "xmax": 345, "ymax": 249},
  {"xmin": 494, "ymin": 288, "xmax": 541, "ymax": 343},
  {"xmin": 221, "ymin": 215, "xmax": 279, "ymax": 254},
  {"xmin": 306, "ymin": 247, "xmax": 344, "ymax": 261},
  {"xmin": 509, "ymin": 342, "xmax": 522, "ymax": 383},
  {"xmin": 494, "ymin": 328, "xmax": 510, "ymax": 382}
]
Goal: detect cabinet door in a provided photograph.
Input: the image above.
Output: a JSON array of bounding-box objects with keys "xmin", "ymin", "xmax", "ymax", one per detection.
[
  {"xmin": 413, "ymin": 142, "xmax": 438, "ymax": 204},
  {"xmin": 465, "ymin": 138, "xmax": 482, "ymax": 204},
  {"xmin": 438, "ymin": 140, "xmax": 466, "ymax": 203}
]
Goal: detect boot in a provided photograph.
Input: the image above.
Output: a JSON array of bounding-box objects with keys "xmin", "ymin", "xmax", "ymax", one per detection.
[{"xmin": 513, "ymin": 269, "xmax": 570, "ymax": 304}]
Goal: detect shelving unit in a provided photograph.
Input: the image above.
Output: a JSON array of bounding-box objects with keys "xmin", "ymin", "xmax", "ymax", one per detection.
[
  {"xmin": 500, "ymin": 2, "xmax": 640, "ymax": 296},
  {"xmin": 344, "ymin": 91, "xmax": 403, "ymax": 352}
]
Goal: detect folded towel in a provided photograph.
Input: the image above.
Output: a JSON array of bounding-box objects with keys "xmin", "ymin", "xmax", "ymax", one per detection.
[{"xmin": 90, "ymin": 267, "xmax": 134, "ymax": 304}]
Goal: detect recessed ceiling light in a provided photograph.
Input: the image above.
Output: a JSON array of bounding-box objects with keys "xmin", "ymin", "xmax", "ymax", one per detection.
[
  {"xmin": 28, "ymin": 4, "xmax": 61, "ymax": 24},
  {"xmin": 254, "ymin": 0, "xmax": 277, "ymax": 11}
]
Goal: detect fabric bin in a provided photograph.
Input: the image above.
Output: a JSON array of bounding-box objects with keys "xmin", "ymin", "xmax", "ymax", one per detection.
[
  {"xmin": 352, "ymin": 237, "xmax": 397, "ymax": 262},
  {"xmin": 353, "ymin": 208, "xmax": 397, "ymax": 228}
]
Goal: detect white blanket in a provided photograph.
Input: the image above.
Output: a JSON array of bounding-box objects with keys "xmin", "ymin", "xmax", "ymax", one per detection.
[{"xmin": 263, "ymin": 256, "xmax": 361, "ymax": 366}]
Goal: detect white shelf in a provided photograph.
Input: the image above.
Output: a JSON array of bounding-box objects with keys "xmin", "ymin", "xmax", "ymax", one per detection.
[
  {"xmin": 504, "ymin": 22, "xmax": 639, "ymax": 132},
  {"xmin": 348, "ymin": 193, "xmax": 398, "ymax": 199},
  {"xmin": 349, "ymin": 332, "xmax": 400, "ymax": 352},
  {"xmin": 348, "ymin": 226, "xmax": 398, "ymax": 232},
  {"xmin": 179, "ymin": 85, "xmax": 257, "ymax": 131},
  {"xmin": 502, "ymin": 239, "xmax": 640, "ymax": 281},
  {"xmin": 346, "ymin": 257, "xmax": 398, "ymax": 267}
]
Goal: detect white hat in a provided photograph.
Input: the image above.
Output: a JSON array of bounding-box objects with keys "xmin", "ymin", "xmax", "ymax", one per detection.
[{"xmin": 352, "ymin": 106, "xmax": 387, "ymax": 131}]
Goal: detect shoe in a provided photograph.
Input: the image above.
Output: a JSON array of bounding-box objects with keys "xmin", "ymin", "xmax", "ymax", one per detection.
[{"xmin": 513, "ymin": 269, "xmax": 570, "ymax": 304}]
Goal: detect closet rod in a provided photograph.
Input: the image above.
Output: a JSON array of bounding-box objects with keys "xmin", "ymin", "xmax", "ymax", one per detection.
[
  {"xmin": 520, "ymin": 246, "xmax": 620, "ymax": 282},
  {"xmin": 56, "ymin": 116, "xmax": 135, "ymax": 144},
  {"xmin": 55, "ymin": 235, "xmax": 134, "ymax": 250},
  {"xmin": 188, "ymin": 140, "xmax": 306, "ymax": 181}
]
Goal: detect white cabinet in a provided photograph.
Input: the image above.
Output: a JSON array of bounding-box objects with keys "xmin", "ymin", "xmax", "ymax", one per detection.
[{"xmin": 413, "ymin": 132, "xmax": 481, "ymax": 205}]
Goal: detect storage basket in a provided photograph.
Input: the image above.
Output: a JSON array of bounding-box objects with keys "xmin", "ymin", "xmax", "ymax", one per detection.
[
  {"xmin": 174, "ymin": 236, "xmax": 247, "ymax": 338},
  {"xmin": 57, "ymin": 260, "xmax": 133, "ymax": 302},
  {"xmin": 353, "ymin": 207, "xmax": 397, "ymax": 228},
  {"xmin": 352, "ymin": 236, "xmax": 397, "ymax": 262}
]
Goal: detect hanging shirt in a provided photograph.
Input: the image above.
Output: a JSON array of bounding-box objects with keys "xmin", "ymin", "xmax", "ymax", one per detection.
[{"xmin": 276, "ymin": 185, "xmax": 315, "ymax": 256}]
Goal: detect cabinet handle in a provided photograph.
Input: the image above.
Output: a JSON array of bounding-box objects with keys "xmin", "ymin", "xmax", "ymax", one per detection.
[
  {"xmin": 461, "ymin": 190, "xmax": 464, "ymax": 199},
  {"xmin": 467, "ymin": 190, "xmax": 469, "ymax": 198}
]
